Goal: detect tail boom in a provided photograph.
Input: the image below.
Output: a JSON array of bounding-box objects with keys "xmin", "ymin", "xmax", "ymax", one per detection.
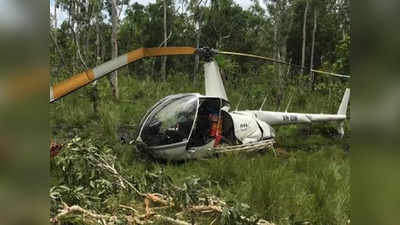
[{"xmin": 234, "ymin": 111, "xmax": 346, "ymax": 126}]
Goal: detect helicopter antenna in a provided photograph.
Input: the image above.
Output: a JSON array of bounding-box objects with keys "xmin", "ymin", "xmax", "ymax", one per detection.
[
  {"xmin": 235, "ymin": 96, "xmax": 243, "ymax": 111},
  {"xmin": 259, "ymin": 95, "xmax": 267, "ymax": 111},
  {"xmin": 285, "ymin": 95, "xmax": 293, "ymax": 113}
]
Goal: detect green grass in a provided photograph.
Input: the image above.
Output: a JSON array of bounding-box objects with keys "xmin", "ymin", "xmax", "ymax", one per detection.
[
  {"xmin": 157, "ymin": 149, "xmax": 349, "ymax": 225},
  {"xmin": 50, "ymin": 71, "xmax": 350, "ymax": 224}
]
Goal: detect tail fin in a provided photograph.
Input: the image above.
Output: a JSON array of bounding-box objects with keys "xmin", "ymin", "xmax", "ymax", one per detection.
[
  {"xmin": 337, "ymin": 88, "xmax": 350, "ymax": 115},
  {"xmin": 337, "ymin": 88, "xmax": 350, "ymax": 137}
]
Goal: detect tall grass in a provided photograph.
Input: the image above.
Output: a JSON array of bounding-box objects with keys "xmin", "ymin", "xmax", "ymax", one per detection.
[
  {"xmin": 160, "ymin": 148, "xmax": 349, "ymax": 225},
  {"xmin": 50, "ymin": 70, "xmax": 350, "ymax": 225}
]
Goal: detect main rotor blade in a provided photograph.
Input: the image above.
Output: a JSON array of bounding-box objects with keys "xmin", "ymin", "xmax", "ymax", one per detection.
[
  {"xmin": 50, "ymin": 47, "xmax": 196, "ymax": 103},
  {"xmin": 216, "ymin": 50, "xmax": 293, "ymax": 66},
  {"xmin": 311, "ymin": 69, "xmax": 350, "ymax": 78},
  {"xmin": 217, "ymin": 50, "xmax": 350, "ymax": 79}
]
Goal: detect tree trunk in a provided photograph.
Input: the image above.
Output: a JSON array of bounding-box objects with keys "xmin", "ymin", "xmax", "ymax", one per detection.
[
  {"xmin": 273, "ymin": 0, "xmax": 294, "ymax": 108},
  {"xmin": 51, "ymin": 1, "xmax": 65, "ymax": 71},
  {"xmin": 273, "ymin": 18, "xmax": 278, "ymax": 60},
  {"xmin": 301, "ymin": 0, "xmax": 309, "ymax": 74},
  {"xmin": 272, "ymin": 2, "xmax": 282, "ymax": 108},
  {"xmin": 110, "ymin": 0, "xmax": 119, "ymax": 100},
  {"xmin": 84, "ymin": 0, "xmax": 90, "ymax": 63},
  {"xmin": 54, "ymin": 1, "xmax": 57, "ymax": 30},
  {"xmin": 193, "ymin": 21, "xmax": 200, "ymax": 81},
  {"xmin": 91, "ymin": 12, "xmax": 101, "ymax": 113},
  {"xmin": 96, "ymin": 14, "xmax": 101, "ymax": 66},
  {"xmin": 50, "ymin": 30, "xmax": 68, "ymax": 72},
  {"xmin": 310, "ymin": 8, "xmax": 318, "ymax": 89},
  {"xmin": 161, "ymin": 0, "xmax": 168, "ymax": 81}
]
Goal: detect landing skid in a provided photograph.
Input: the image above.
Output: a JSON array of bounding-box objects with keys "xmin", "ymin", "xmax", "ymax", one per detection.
[{"xmin": 211, "ymin": 139, "xmax": 275, "ymax": 154}]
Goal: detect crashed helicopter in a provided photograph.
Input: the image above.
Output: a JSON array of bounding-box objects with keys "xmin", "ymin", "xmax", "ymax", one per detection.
[{"xmin": 50, "ymin": 47, "xmax": 350, "ymax": 161}]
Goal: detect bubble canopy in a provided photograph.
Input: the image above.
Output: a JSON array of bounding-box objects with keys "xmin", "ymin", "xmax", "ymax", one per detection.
[{"xmin": 139, "ymin": 94, "xmax": 198, "ymax": 147}]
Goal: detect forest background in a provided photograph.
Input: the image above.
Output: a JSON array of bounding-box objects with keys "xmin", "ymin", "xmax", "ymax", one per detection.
[{"xmin": 49, "ymin": 0, "xmax": 350, "ymax": 224}]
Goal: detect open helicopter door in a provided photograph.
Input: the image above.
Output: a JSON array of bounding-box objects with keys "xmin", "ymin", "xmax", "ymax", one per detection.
[
  {"xmin": 136, "ymin": 94, "xmax": 231, "ymax": 160},
  {"xmin": 187, "ymin": 97, "xmax": 234, "ymax": 149}
]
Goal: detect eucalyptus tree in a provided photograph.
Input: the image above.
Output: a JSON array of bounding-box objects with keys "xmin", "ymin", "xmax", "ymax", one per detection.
[
  {"xmin": 161, "ymin": 0, "xmax": 168, "ymax": 80},
  {"xmin": 301, "ymin": 0, "xmax": 309, "ymax": 74},
  {"xmin": 185, "ymin": 0, "xmax": 208, "ymax": 79},
  {"xmin": 263, "ymin": 0, "xmax": 295, "ymax": 105}
]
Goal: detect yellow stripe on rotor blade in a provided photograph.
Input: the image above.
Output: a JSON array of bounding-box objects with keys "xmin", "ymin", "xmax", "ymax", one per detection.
[
  {"xmin": 52, "ymin": 69, "xmax": 95, "ymax": 100},
  {"xmin": 127, "ymin": 48, "xmax": 145, "ymax": 63},
  {"xmin": 144, "ymin": 47, "xmax": 196, "ymax": 57},
  {"xmin": 127, "ymin": 47, "xmax": 195, "ymax": 63}
]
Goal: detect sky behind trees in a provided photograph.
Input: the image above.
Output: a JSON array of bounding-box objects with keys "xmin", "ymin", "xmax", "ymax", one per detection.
[{"xmin": 50, "ymin": 0, "xmax": 265, "ymax": 26}]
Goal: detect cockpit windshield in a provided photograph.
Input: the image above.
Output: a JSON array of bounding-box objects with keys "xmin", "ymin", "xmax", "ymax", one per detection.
[{"xmin": 140, "ymin": 95, "xmax": 198, "ymax": 146}]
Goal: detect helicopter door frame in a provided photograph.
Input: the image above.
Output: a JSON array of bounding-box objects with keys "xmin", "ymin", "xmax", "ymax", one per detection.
[
  {"xmin": 136, "ymin": 95, "xmax": 173, "ymax": 142},
  {"xmin": 186, "ymin": 96, "xmax": 200, "ymax": 147}
]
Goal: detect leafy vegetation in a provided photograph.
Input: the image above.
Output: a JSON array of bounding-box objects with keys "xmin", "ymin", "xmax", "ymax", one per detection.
[{"xmin": 50, "ymin": 71, "xmax": 349, "ymax": 225}]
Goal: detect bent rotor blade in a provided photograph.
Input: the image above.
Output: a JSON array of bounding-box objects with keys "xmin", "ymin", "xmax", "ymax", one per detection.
[
  {"xmin": 216, "ymin": 50, "xmax": 350, "ymax": 79},
  {"xmin": 50, "ymin": 47, "xmax": 196, "ymax": 103}
]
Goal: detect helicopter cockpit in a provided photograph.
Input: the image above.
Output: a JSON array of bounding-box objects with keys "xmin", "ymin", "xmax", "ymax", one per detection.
[
  {"xmin": 139, "ymin": 94, "xmax": 198, "ymax": 147},
  {"xmin": 136, "ymin": 94, "xmax": 233, "ymax": 160}
]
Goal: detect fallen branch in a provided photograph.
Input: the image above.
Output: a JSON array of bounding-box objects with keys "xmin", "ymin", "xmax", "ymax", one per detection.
[
  {"xmin": 52, "ymin": 138, "xmax": 277, "ymax": 225},
  {"xmin": 189, "ymin": 205, "xmax": 222, "ymax": 214},
  {"xmin": 50, "ymin": 203, "xmax": 112, "ymax": 224},
  {"xmin": 93, "ymin": 153, "xmax": 147, "ymax": 197},
  {"xmin": 51, "ymin": 202, "xmax": 196, "ymax": 225},
  {"xmin": 153, "ymin": 214, "xmax": 193, "ymax": 225}
]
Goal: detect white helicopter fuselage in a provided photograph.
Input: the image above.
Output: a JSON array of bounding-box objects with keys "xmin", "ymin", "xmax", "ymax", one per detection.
[
  {"xmin": 136, "ymin": 61, "xmax": 350, "ymax": 161},
  {"xmin": 49, "ymin": 46, "xmax": 349, "ymax": 161}
]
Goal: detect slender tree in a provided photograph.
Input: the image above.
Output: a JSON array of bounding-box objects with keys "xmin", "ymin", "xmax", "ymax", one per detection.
[
  {"xmin": 189, "ymin": 0, "xmax": 207, "ymax": 80},
  {"xmin": 54, "ymin": 0, "xmax": 58, "ymax": 32},
  {"xmin": 92, "ymin": 0, "xmax": 104, "ymax": 113},
  {"xmin": 301, "ymin": 0, "xmax": 309, "ymax": 74},
  {"xmin": 264, "ymin": 0, "xmax": 294, "ymax": 106},
  {"xmin": 310, "ymin": 7, "xmax": 318, "ymax": 88},
  {"xmin": 161, "ymin": 0, "xmax": 168, "ymax": 80},
  {"xmin": 110, "ymin": 0, "xmax": 119, "ymax": 99}
]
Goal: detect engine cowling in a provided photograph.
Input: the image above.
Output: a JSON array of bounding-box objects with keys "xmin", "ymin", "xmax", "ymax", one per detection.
[{"xmin": 229, "ymin": 112, "xmax": 275, "ymax": 144}]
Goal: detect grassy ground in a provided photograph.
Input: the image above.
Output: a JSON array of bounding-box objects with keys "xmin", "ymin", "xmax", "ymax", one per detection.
[{"xmin": 50, "ymin": 72, "xmax": 350, "ymax": 225}]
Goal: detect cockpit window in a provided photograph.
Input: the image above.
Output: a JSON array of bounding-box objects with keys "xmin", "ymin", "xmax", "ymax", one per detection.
[{"xmin": 141, "ymin": 95, "xmax": 197, "ymax": 146}]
